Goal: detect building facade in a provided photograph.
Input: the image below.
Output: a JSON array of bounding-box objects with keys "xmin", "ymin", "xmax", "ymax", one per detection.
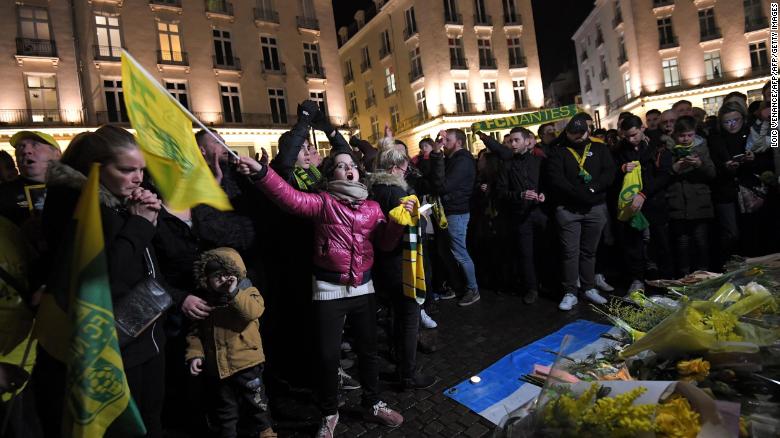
[
  {"xmin": 0, "ymin": 0, "xmax": 346, "ymax": 158},
  {"xmin": 573, "ymin": 0, "xmax": 772, "ymax": 128},
  {"xmin": 337, "ymin": 0, "xmax": 544, "ymax": 153}
]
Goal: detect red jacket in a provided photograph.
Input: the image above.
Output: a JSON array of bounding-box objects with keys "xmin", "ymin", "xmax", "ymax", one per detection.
[{"xmin": 254, "ymin": 168, "xmax": 403, "ymax": 286}]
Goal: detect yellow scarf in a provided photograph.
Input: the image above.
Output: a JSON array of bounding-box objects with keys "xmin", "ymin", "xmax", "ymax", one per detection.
[{"xmin": 389, "ymin": 195, "xmax": 427, "ymax": 304}]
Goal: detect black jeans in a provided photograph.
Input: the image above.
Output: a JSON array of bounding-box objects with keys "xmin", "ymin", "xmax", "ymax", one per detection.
[
  {"xmin": 392, "ymin": 293, "xmax": 421, "ymax": 380},
  {"xmin": 125, "ymin": 352, "xmax": 166, "ymax": 438},
  {"xmin": 648, "ymin": 220, "xmax": 673, "ymax": 280},
  {"xmin": 669, "ymin": 219, "xmax": 710, "ymax": 277},
  {"xmin": 512, "ymin": 208, "xmax": 547, "ymax": 293},
  {"xmin": 313, "ymin": 293, "xmax": 379, "ymax": 415},
  {"xmin": 617, "ymin": 220, "xmax": 647, "ymax": 282},
  {"xmin": 203, "ymin": 365, "xmax": 272, "ymax": 438}
]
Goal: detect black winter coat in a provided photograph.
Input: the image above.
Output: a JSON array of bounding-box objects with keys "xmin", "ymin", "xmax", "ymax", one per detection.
[
  {"xmin": 43, "ymin": 162, "xmax": 165, "ymax": 369},
  {"xmin": 496, "ymin": 151, "xmax": 543, "ymax": 217},
  {"xmin": 369, "ymin": 173, "xmax": 410, "ymax": 293},
  {"xmin": 440, "ymin": 148, "xmax": 476, "ymax": 215},
  {"xmin": 613, "ymin": 138, "xmax": 674, "ymax": 221},
  {"xmin": 709, "ymin": 127, "xmax": 774, "ymax": 204},
  {"xmin": 545, "ymin": 138, "xmax": 616, "ymax": 212}
]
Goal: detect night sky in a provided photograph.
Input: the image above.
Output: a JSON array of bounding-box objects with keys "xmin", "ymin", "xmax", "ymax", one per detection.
[{"xmin": 331, "ymin": 0, "xmax": 594, "ymax": 88}]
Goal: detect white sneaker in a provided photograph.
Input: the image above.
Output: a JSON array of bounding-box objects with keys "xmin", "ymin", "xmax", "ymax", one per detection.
[
  {"xmin": 558, "ymin": 293, "xmax": 578, "ymax": 311},
  {"xmin": 584, "ymin": 288, "xmax": 608, "ymax": 305},
  {"xmin": 594, "ymin": 274, "xmax": 614, "ymax": 292},
  {"xmin": 628, "ymin": 280, "xmax": 645, "ymax": 293},
  {"xmin": 316, "ymin": 413, "xmax": 339, "ymax": 438},
  {"xmin": 420, "ymin": 309, "xmax": 438, "ymax": 329}
]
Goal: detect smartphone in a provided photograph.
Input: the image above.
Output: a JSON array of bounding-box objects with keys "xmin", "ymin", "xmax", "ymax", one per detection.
[{"xmin": 732, "ymin": 153, "xmax": 746, "ymax": 162}]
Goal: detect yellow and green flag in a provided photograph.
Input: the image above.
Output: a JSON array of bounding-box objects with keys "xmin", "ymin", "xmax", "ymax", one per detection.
[
  {"xmin": 471, "ymin": 104, "xmax": 580, "ymax": 132},
  {"xmin": 121, "ymin": 50, "xmax": 231, "ymax": 211},
  {"xmin": 35, "ymin": 164, "xmax": 146, "ymax": 437}
]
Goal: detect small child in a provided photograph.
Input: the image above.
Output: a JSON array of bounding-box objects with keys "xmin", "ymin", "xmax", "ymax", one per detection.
[{"xmin": 185, "ymin": 247, "xmax": 276, "ymax": 438}]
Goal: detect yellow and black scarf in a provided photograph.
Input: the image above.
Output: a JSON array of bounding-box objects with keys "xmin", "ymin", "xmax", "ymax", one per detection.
[{"xmin": 389, "ymin": 195, "xmax": 426, "ymax": 304}]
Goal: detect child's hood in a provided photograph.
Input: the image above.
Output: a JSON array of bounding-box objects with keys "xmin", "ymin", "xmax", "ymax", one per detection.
[{"xmin": 193, "ymin": 247, "xmax": 247, "ymax": 290}]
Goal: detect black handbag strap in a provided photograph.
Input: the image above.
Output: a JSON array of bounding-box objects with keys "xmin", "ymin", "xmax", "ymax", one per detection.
[{"xmin": 143, "ymin": 248, "xmax": 157, "ymax": 279}]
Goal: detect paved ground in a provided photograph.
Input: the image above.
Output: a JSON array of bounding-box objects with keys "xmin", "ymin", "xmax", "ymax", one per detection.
[{"xmin": 270, "ymin": 290, "xmax": 600, "ymax": 438}]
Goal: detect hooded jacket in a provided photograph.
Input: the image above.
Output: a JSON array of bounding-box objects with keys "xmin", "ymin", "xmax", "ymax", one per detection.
[
  {"xmin": 252, "ymin": 167, "xmax": 403, "ymax": 288},
  {"xmin": 545, "ymin": 136, "xmax": 616, "ymax": 212},
  {"xmin": 185, "ymin": 248, "xmax": 265, "ymax": 379},
  {"xmin": 709, "ymin": 126, "xmax": 775, "ymax": 204},
  {"xmin": 667, "ymin": 136, "xmax": 716, "ymax": 220},
  {"xmin": 42, "ymin": 161, "xmax": 165, "ymax": 369}
]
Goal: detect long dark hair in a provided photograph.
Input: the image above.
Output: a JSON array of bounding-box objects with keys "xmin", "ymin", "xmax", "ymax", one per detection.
[{"xmin": 60, "ymin": 125, "xmax": 138, "ymax": 176}]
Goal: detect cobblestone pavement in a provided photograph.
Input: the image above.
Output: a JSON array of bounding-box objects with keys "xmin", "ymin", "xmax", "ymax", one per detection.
[{"xmin": 270, "ymin": 290, "xmax": 600, "ymax": 438}]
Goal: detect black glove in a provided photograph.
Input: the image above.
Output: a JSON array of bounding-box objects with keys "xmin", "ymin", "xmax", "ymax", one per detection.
[
  {"xmin": 311, "ymin": 110, "xmax": 335, "ymax": 134},
  {"xmin": 297, "ymin": 100, "xmax": 321, "ymax": 125}
]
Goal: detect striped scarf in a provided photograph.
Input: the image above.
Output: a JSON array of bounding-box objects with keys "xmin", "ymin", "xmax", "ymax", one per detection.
[
  {"xmin": 389, "ymin": 195, "xmax": 426, "ymax": 304},
  {"xmin": 292, "ymin": 165, "xmax": 321, "ymax": 191}
]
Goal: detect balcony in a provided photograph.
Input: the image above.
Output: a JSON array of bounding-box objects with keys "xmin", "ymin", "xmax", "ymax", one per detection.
[
  {"xmin": 700, "ymin": 27, "xmax": 721, "ymax": 42},
  {"xmin": 365, "ymin": 96, "xmax": 376, "ymax": 108},
  {"xmin": 297, "ymin": 16, "xmax": 319, "ymax": 31},
  {"xmin": 600, "ymin": 70, "xmax": 609, "ymax": 81},
  {"xmin": 403, "ymin": 26, "xmax": 418, "ymax": 41},
  {"xmin": 16, "ymin": 38, "xmax": 57, "ymax": 58},
  {"xmin": 0, "ymin": 109, "xmax": 84, "ymax": 126},
  {"xmin": 95, "ymin": 111, "xmax": 129, "ymax": 125},
  {"xmin": 478, "ymin": 57, "xmax": 497, "ymax": 69},
  {"xmin": 652, "ymin": 0, "xmax": 674, "ymax": 8},
  {"xmin": 93, "ymin": 45, "xmax": 121, "ymax": 61},
  {"xmin": 659, "ymin": 37, "xmax": 679, "ymax": 49},
  {"xmin": 384, "ymin": 86, "xmax": 397, "ymax": 97},
  {"xmin": 618, "ymin": 54, "xmax": 628, "ymax": 65},
  {"xmin": 149, "ymin": 0, "xmax": 182, "ymax": 12},
  {"xmin": 409, "ymin": 67, "xmax": 423, "ymax": 83},
  {"xmin": 444, "ymin": 12, "xmax": 463, "ymax": 25},
  {"xmin": 474, "ymin": 14, "xmax": 492, "ymax": 27},
  {"xmin": 745, "ymin": 16, "xmax": 768, "ymax": 32},
  {"xmin": 581, "ymin": 51, "xmax": 589, "ymax": 63},
  {"xmin": 596, "ymin": 34, "xmax": 604, "ymax": 47},
  {"xmin": 260, "ymin": 62, "xmax": 286, "ymax": 75},
  {"xmin": 504, "ymin": 13, "xmax": 522, "ymax": 26},
  {"xmin": 213, "ymin": 55, "xmax": 241, "ymax": 71},
  {"xmin": 379, "ymin": 45, "xmax": 391, "ymax": 60},
  {"xmin": 254, "ymin": 8, "xmax": 280, "ymax": 24},
  {"xmin": 303, "ymin": 64, "xmax": 326, "ymax": 79},
  {"xmin": 205, "ymin": 0, "xmax": 233, "ymax": 19},
  {"xmin": 360, "ymin": 60, "xmax": 371, "ymax": 73},
  {"xmin": 192, "ymin": 112, "xmax": 299, "ymax": 127},
  {"xmin": 509, "ymin": 55, "xmax": 527, "ymax": 68},
  {"xmin": 451, "ymin": 57, "xmax": 468, "ymax": 69},
  {"xmin": 344, "ymin": 72, "xmax": 354, "ymax": 85},
  {"xmin": 157, "ymin": 50, "xmax": 188, "ymax": 66}
]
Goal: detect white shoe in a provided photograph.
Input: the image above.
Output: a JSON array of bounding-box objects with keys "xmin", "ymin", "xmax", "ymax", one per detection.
[
  {"xmin": 628, "ymin": 280, "xmax": 645, "ymax": 293},
  {"xmin": 584, "ymin": 288, "xmax": 608, "ymax": 305},
  {"xmin": 420, "ymin": 309, "xmax": 438, "ymax": 329},
  {"xmin": 558, "ymin": 293, "xmax": 578, "ymax": 311},
  {"xmin": 316, "ymin": 413, "xmax": 339, "ymax": 438},
  {"xmin": 594, "ymin": 274, "xmax": 614, "ymax": 292}
]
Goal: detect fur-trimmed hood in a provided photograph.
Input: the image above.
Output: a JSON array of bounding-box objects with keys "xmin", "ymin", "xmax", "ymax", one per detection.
[
  {"xmin": 193, "ymin": 247, "xmax": 247, "ymax": 290},
  {"xmin": 367, "ymin": 171, "xmax": 408, "ymax": 192},
  {"xmin": 46, "ymin": 161, "xmax": 123, "ymax": 209}
]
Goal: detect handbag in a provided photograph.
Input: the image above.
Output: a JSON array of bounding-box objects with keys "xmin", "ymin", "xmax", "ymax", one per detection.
[{"xmin": 114, "ymin": 248, "xmax": 173, "ymax": 346}]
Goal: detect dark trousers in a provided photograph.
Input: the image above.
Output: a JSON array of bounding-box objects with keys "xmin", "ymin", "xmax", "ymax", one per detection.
[
  {"xmin": 125, "ymin": 353, "xmax": 166, "ymax": 438},
  {"xmin": 313, "ymin": 294, "xmax": 379, "ymax": 415},
  {"xmin": 617, "ymin": 220, "xmax": 647, "ymax": 282},
  {"xmin": 203, "ymin": 365, "xmax": 272, "ymax": 438},
  {"xmin": 555, "ymin": 204, "xmax": 608, "ymax": 293},
  {"xmin": 392, "ymin": 294, "xmax": 421, "ymax": 380},
  {"xmin": 512, "ymin": 208, "xmax": 547, "ymax": 293},
  {"xmin": 648, "ymin": 220, "xmax": 673, "ymax": 280},
  {"xmin": 669, "ymin": 218, "xmax": 710, "ymax": 277}
]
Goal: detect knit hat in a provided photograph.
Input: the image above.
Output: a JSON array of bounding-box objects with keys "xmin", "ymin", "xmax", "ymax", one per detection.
[
  {"xmin": 565, "ymin": 113, "xmax": 592, "ymax": 135},
  {"xmin": 10, "ymin": 131, "xmax": 61, "ymax": 151}
]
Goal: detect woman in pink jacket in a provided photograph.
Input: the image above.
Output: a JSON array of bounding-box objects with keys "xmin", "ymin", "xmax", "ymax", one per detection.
[{"xmin": 238, "ymin": 150, "xmax": 412, "ymax": 438}]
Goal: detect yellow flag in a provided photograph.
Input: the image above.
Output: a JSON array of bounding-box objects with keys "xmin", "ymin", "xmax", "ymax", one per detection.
[{"xmin": 121, "ymin": 50, "xmax": 231, "ymax": 211}]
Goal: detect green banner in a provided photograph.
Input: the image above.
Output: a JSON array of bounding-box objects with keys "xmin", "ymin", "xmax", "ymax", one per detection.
[{"xmin": 471, "ymin": 104, "xmax": 580, "ymax": 132}]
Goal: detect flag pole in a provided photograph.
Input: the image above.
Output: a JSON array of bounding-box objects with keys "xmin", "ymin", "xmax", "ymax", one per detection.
[{"xmin": 121, "ymin": 50, "xmax": 240, "ymax": 160}]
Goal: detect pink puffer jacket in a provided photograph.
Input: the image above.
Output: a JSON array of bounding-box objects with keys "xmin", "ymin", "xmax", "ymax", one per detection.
[{"xmin": 254, "ymin": 167, "xmax": 403, "ymax": 286}]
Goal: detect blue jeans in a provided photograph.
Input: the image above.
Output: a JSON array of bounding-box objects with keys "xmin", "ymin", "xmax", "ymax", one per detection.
[{"xmin": 446, "ymin": 213, "xmax": 478, "ymax": 291}]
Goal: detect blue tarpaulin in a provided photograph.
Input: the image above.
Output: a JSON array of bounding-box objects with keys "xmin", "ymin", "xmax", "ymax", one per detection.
[{"xmin": 444, "ymin": 319, "xmax": 611, "ymax": 423}]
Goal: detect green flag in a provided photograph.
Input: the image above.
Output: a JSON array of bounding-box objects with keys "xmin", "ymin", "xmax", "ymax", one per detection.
[
  {"xmin": 35, "ymin": 164, "xmax": 146, "ymax": 437},
  {"xmin": 471, "ymin": 104, "xmax": 580, "ymax": 132}
]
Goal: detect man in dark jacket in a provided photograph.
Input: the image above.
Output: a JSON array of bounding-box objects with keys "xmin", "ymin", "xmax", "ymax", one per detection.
[
  {"xmin": 489, "ymin": 128, "xmax": 547, "ymax": 304},
  {"xmin": 437, "ymin": 128, "xmax": 479, "ymax": 306},
  {"xmin": 546, "ymin": 114, "xmax": 615, "ymax": 311}
]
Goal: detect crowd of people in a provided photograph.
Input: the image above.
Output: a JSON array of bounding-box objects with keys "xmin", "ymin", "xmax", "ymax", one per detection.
[{"xmin": 0, "ymin": 80, "xmax": 777, "ymax": 438}]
